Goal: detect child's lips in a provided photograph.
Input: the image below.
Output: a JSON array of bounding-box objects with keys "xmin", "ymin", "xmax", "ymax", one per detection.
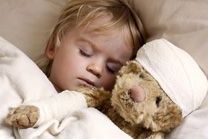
[{"xmin": 78, "ymin": 77, "xmax": 96, "ymax": 87}]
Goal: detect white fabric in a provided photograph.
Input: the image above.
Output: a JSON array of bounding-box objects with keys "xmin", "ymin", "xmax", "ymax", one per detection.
[
  {"xmin": 167, "ymin": 93, "xmax": 208, "ymax": 139},
  {"xmin": 15, "ymin": 108, "xmax": 132, "ymax": 139},
  {"xmin": 136, "ymin": 39, "xmax": 208, "ymax": 117},
  {"xmin": 0, "ymin": 0, "xmax": 68, "ymax": 62},
  {"xmin": 26, "ymin": 91, "xmax": 88, "ymax": 127},
  {"xmin": 0, "ymin": 0, "xmax": 69, "ymax": 71},
  {"xmin": 0, "ymin": 36, "xmax": 55, "ymax": 138},
  {"xmin": 0, "ymin": 36, "xmax": 131, "ymax": 139},
  {"xmin": 133, "ymin": 0, "xmax": 208, "ymax": 74}
]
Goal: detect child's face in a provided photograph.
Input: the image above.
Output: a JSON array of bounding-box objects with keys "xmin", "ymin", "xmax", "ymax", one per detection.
[{"xmin": 46, "ymin": 16, "xmax": 133, "ymax": 92}]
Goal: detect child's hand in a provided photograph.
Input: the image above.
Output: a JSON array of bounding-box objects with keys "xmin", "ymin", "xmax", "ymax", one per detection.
[{"xmin": 5, "ymin": 105, "xmax": 39, "ymax": 129}]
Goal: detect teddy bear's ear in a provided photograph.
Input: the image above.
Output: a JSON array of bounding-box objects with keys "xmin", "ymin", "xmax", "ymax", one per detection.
[
  {"xmin": 152, "ymin": 102, "xmax": 182, "ymax": 132},
  {"xmin": 118, "ymin": 61, "xmax": 142, "ymax": 75}
]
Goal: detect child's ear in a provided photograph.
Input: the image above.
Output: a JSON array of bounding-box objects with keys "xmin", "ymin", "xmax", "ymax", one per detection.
[{"xmin": 45, "ymin": 41, "xmax": 56, "ymax": 60}]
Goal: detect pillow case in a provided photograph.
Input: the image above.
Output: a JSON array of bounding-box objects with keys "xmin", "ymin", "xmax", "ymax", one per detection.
[
  {"xmin": 133, "ymin": 0, "xmax": 208, "ymax": 75},
  {"xmin": 0, "ymin": 0, "xmax": 68, "ymax": 63}
]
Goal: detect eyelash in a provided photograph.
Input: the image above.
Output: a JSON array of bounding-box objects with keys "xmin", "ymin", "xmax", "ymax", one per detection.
[
  {"xmin": 106, "ymin": 66, "xmax": 116, "ymax": 74},
  {"xmin": 79, "ymin": 49, "xmax": 91, "ymax": 57}
]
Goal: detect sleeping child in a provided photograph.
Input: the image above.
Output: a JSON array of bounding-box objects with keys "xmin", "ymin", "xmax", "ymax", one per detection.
[{"xmin": 0, "ymin": 0, "xmax": 144, "ymax": 138}]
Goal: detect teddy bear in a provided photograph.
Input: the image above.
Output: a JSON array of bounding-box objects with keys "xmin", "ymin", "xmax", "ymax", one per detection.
[{"xmin": 5, "ymin": 39, "xmax": 208, "ymax": 139}]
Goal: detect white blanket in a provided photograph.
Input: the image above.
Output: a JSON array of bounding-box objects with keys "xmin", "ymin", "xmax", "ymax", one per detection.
[
  {"xmin": 15, "ymin": 108, "xmax": 132, "ymax": 139},
  {"xmin": 0, "ymin": 37, "xmax": 132, "ymax": 139}
]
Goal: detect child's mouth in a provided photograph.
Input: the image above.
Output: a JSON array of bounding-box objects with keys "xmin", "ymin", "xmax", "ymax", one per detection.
[{"xmin": 77, "ymin": 78, "xmax": 95, "ymax": 88}]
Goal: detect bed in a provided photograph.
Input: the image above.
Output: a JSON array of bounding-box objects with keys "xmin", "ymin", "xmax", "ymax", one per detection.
[{"xmin": 0, "ymin": 0, "xmax": 208, "ymax": 138}]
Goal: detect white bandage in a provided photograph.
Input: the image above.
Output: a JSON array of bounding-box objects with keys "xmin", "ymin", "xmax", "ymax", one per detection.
[{"xmin": 136, "ymin": 39, "xmax": 208, "ymax": 117}]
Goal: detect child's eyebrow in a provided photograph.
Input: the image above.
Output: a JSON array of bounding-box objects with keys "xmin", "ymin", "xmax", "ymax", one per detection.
[{"xmin": 79, "ymin": 37, "xmax": 124, "ymax": 66}]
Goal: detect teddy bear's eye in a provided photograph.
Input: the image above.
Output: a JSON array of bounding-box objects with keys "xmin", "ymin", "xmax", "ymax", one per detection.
[
  {"xmin": 156, "ymin": 96, "xmax": 162, "ymax": 107},
  {"xmin": 139, "ymin": 73, "xmax": 145, "ymax": 78}
]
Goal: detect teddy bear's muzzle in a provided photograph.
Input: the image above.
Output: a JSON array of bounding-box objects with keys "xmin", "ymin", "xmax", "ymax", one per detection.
[{"xmin": 129, "ymin": 85, "xmax": 146, "ymax": 103}]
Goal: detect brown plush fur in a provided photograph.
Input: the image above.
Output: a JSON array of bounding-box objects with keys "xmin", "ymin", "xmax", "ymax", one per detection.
[
  {"xmin": 5, "ymin": 105, "xmax": 39, "ymax": 128},
  {"xmin": 108, "ymin": 61, "xmax": 182, "ymax": 138}
]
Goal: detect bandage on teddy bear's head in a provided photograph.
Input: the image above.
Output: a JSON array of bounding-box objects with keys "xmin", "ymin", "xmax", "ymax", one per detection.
[{"xmin": 136, "ymin": 39, "xmax": 208, "ymax": 118}]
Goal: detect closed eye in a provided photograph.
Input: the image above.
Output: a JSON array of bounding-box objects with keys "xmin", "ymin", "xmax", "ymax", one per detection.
[
  {"xmin": 106, "ymin": 63, "xmax": 121, "ymax": 74},
  {"xmin": 106, "ymin": 66, "xmax": 116, "ymax": 74},
  {"xmin": 79, "ymin": 49, "xmax": 92, "ymax": 57}
]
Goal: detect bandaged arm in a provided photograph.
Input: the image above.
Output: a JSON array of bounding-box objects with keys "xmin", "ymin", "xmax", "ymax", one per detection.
[{"xmin": 23, "ymin": 90, "xmax": 87, "ymax": 127}]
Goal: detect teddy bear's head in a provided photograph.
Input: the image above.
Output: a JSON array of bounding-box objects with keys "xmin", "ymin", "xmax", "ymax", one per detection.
[
  {"xmin": 111, "ymin": 61, "xmax": 182, "ymax": 132},
  {"xmin": 111, "ymin": 39, "xmax": 208, "ymax": 134}
]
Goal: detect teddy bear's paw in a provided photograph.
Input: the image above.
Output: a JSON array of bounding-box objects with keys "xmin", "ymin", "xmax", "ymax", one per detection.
[
  {"xmin": 5, "ymin": 105, "xmax": 39, "ymax": 129},
  {"xmin": 76, "ymin": 86, "xmax": 111, "ymax": 107}
]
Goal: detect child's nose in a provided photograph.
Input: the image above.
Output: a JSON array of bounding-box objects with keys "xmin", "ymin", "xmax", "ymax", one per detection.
[
  {"xmin": 87, "ymin": 63, "xmax": 102, "ymax": 78},
  {"xmin": 129, "ymin": 85, "xmax": 146, "ymax": 102}
]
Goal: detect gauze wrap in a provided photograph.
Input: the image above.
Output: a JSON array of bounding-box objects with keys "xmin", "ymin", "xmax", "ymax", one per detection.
[{"xmin": 136, "ymin": 39, "xmax": 208, "ymax": 117}]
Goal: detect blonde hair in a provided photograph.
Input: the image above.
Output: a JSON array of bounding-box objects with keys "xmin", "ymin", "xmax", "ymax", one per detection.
[{"xmin": 46, "ymin": 0, "xmax": 145, "ymax": 58}]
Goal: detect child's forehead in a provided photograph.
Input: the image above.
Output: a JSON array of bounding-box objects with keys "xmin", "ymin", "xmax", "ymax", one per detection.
[
  {"xmin": 77, "ymin": 13, "xmax": 129, "ymax": 37},
  {"xmin": 78, "ymin": 22, "xmax": 132, "ymax": 48},
  {"xmin": 78, "ymin": 12, "xmax": 113, "ymax": 31}
]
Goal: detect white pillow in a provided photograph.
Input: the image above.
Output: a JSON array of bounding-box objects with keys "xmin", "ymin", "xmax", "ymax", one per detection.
[
  {"xmin": 0, "ymin": 0, "xmax": 68, "ymax": 63},
  {"xmin": 133, "ymin": 0, "xmax": 208, "ymax": 75}
]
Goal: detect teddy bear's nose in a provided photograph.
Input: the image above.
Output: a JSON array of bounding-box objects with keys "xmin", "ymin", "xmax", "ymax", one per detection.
[{"xmin": 129, "ymin": 86, "xmax": 146, "ymax": 102}]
